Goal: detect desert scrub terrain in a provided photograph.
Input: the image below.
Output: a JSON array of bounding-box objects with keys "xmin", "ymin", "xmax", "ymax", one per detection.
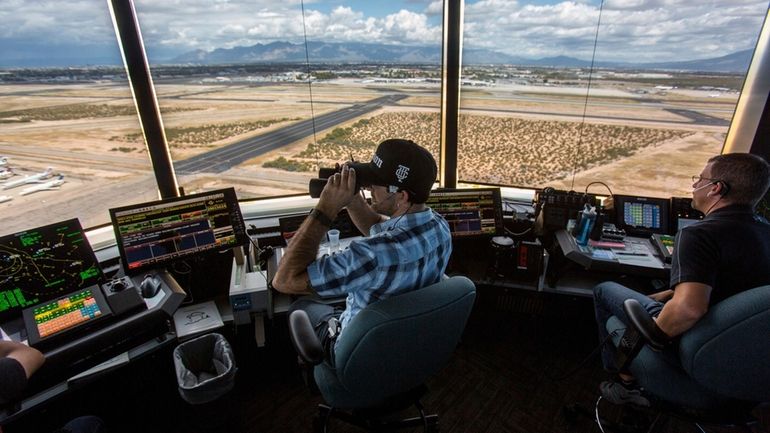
[
  {"xmin": 264, "ymin": 112, "xmax": 691, "ymax": 186},
  {"xmin": 0, "ymin": 103, "xmax": 196, "ymax": 122},
  {"xmin": 111, "ymin": 117, "xmax": 301, "ymax": 149}
]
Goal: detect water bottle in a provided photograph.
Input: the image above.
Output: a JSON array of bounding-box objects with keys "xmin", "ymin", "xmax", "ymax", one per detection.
[{"xmin": 576, "ymin": 204, "xmax": 597, "ymax": 246}]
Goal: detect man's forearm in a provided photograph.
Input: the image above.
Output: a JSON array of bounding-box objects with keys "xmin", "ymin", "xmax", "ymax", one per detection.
[
  {"xmin": 272, "ymin": 209, "xmax": 331, "ymax": 294},
  {"xmin": 654, "ymin": 299, "xmax": 703, "ymax": 337},
  {"xmin": 346, "ymin": 194, "xmax": 383, "ymax": 234}
]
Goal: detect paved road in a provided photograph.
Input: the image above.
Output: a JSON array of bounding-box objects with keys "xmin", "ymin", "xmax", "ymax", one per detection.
[{"xmin": 173, "ymin": 93, "xmax": 407, "ymax": 174}]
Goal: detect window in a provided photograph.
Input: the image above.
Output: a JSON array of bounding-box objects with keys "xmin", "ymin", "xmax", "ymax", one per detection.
[
  {"xmin": 459, "ymin": 0, "xmax": 768, "ymax": 198},
  {"xmin": 0, "ymin": 0, "xmax": 156, "ymax": 236},
  {"xmin": 136, "ymin": 0, "xmax": 443, "ymax": 200}
]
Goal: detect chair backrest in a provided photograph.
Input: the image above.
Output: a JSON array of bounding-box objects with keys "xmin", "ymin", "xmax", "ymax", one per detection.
[
  {"xmin": 679, "ymin": 285, "xmax": 770, "ymax": 402},
  {"xmin": 317, "ymin": 276, "xmax": 475, "ymax": 407}
]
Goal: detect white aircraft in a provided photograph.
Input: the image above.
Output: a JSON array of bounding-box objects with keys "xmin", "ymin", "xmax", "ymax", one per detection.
[
  {"xmin": 0, "ymin": 195, "xmax": 12, "ymax": 203},
  {"xmin": 19, "ymin": 175, "xmax": 65, "ymax": 196},
  {"xmin": 2, "ymin": 167, "xmax": 54, "ymax": 190},
  {"xmin": 0, "ymin": 168, "xmax": 13, "ymax": 179},
  {"xmin": 0, "ymin": 157, "xmax": 7, "ymax": 166}
]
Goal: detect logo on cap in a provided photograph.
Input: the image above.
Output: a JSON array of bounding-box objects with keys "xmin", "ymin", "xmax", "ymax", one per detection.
[
  {"xmin": 372, "ymin": 154, "xmax": 383, "ymax": 168},
  {"xmin": 395, "ymin": 165, "xmax": 410, "ymax": 183}
]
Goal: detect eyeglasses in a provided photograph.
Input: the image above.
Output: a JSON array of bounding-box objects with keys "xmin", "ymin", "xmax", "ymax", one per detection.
[{"xmin": 691, "ymin": 175, "xmax": 719, "ymax": 184}]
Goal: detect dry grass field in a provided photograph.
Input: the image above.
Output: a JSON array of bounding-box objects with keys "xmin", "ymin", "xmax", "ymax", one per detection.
[
  {"xmin": 263, "ymin": 111, "xmax": 695, "ymax": 191},
  {"xmin": 0, "ymin": 80, "xmax": 735, "ymax": 233}
]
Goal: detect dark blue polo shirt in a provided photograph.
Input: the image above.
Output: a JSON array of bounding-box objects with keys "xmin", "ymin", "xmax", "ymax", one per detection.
[{"xmin": 670, "ymin": 204, "xmax": 770, "ymax": 304}]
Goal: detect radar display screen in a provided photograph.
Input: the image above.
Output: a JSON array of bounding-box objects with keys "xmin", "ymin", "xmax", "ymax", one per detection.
[
  {"xmin": 109, "ymin": 187, "xmax": 247, "ymax": 273},
  {"xmin": 0, "ymin": 218, "xmax": 103, "ymax": 322}
]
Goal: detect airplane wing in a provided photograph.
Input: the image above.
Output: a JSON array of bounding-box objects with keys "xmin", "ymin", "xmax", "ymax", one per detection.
[
  {"xmin": 3, "ymin": 168, "xmax": 54, "ymax": 189},
  {"xmin": 0, "ymin": 195, "xmax": 12, "ymax": 203},
  {"xmin": 19, "ymin": 178, "xmax": 64, "ymax": 196}
]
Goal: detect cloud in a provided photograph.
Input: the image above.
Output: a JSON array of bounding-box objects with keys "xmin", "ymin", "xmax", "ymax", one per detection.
[
  {"xmin": 463, "ymin": 0, "xmax": 767, "ymax": 61},
  {"xmin": 0, "ymin": 0, "xmax": 765, "ymax": 64}
]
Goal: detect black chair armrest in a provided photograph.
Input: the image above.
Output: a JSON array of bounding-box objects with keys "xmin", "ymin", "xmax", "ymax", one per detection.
[
  {"xmin": 623, "ymin": 299, "xmax": 670, "ymax": 351},
  {"xmin": 288, "ymin": 310, "xmax": 325, "ymax": 365}
]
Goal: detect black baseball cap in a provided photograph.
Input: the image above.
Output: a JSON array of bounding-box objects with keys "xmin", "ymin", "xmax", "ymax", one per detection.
[{"xmin": 351, "ymin": 139, "xmax": 437, "ymax": 203}]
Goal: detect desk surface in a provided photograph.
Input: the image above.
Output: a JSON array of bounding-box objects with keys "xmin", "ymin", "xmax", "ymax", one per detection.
[
  {"xmin": 267, "ymin": 237, "xmax": 360, "ymax": 315},
  {"xmin": 555, "ymin": 230, "xmax": 670, "ymax": 280},
  {"xmin": 0, "ymin": 270, "xmax": 186, "ymax": 423}
]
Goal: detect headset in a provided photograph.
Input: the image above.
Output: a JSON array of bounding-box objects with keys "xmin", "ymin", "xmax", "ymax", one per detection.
[
  {"xmin": 694, "ymin": 179, "xmax": 730, "ymax": 196},
  {"xmin": 717, "ymin": 180, "xmax": 731, "ymax": 196}
]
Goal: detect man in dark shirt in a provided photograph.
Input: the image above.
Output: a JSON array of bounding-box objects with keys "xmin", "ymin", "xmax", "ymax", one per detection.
[
  {"xmin": 0, "ymin": 341, "xmax": 45, "ymax": 406},
  {"xmin": 594, "ymin": 153, "xmax": 770, "ymax": 406},
  {"xmin": 1, "ymin": 341, "xmax": 105, "ymax": 433}
]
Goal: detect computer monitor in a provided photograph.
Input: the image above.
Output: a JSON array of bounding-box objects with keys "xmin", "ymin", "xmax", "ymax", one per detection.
[
  {"xmin": 670, "ymin": 197, "xmax": 704, "ymax": 234},
  {"xmin": 0, "ymin": 218, "xmax": 104, "ymax": 322},
  {"xmin": 109, "ymin": 187, "xmax": 248, "ymax": 274},
  {"xmin": 278, "ymin": 209, "xmax": 362, "ymax": 246},
  {"xmin": 425, "ymin": 188, "xmax": 504, "ymax": 238},
  {"xmin": 612, "ymin": 194, "xmax": 670, "ymax": 236}
]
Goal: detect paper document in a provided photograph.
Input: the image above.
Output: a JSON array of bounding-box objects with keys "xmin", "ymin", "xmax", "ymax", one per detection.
[{"xmin": 173, "ymin": 300, "xmax": 224, "ymax": 339}]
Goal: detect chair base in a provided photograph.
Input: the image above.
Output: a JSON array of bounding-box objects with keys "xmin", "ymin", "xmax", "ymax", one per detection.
[
  {"xmin": 564, "ymin": 398, "xmax": 760, "ymax": 433},
  {"xmin": 315, "ymin": 399, "xmax": 439, "ymax": 433}
]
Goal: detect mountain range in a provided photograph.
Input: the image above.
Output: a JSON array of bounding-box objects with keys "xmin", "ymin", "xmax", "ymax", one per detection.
[{"xmin": 172, "ymin": 41, "xmax": 754, "ymax": 73}]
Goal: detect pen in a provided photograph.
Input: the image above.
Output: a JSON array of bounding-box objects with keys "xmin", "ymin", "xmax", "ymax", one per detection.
[{"xmin": 616, "ymin": 252, "xmax": 647, "ymax": 256}]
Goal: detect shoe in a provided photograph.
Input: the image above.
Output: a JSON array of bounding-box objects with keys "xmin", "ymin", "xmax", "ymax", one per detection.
[{"xmin": 599, "ymin": 381, "xmax": 651, "ymax": 407}]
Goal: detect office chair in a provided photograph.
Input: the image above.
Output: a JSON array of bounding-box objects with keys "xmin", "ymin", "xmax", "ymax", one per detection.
[
  {"xmin": 288, "ymin": 276, "xmax": 476, "ymax": 433},
  {"xmin": 603, "ymin": 285, "xmax": 770, "ymax": 431}
]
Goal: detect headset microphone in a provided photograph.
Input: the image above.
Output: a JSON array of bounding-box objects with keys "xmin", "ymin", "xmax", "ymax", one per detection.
[{"xmin": 693, "ymin": 181, "xmax": 717, "ymax": 192}]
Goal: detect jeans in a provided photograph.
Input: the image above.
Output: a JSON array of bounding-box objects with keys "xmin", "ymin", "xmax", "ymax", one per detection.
[
  {"xmin": 593, "ymin": 281, "xmax": 664, "ymax": 372},
  {"xmin": 288, "ymin": 298, "xmax": 343, "ymax": 365}
]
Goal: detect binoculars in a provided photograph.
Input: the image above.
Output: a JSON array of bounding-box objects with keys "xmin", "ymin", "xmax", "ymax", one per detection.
[{"xmin": 309, "ymin": 162, "xmax": 377, "ymax": 198}]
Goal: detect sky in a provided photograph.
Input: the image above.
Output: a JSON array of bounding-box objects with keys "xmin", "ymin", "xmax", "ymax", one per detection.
[{"xmin": 0, "ymin": 0, "xmax": 767, "ymax": 66}]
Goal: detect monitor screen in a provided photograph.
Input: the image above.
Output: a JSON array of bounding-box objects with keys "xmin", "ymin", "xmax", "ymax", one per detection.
[
  {"xmin": 670, "ymin": 196, "xmax": 704, "ymax": 234},
  {"xmin": 613, "ymin": 195, "xmax": 670, "ymax": 236},
  {"xmin": 109, "ymin": 187, "xmax": 248, "ymax": 273},
  {"xmin": 425, "ymin": 188, "xmax": 504, "ymax": 238},
  {"xmin": 0, "ymin": 218, "xmax": 103, "ymax": 322}
]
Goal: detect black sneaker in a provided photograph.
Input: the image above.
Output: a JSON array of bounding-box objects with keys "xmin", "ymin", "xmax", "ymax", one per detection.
[{"xmin": 600, "ymin": 381, "xmax": 651, "ymax": 407}]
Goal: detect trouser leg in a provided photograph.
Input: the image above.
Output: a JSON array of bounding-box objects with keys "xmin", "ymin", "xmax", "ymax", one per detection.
[
  {"xmin": 593, "ymin": 281, "xmax": 664, "ymax": 372},
  {"xmin": 289, "ymin": 298, "xmax": 342, "ymax": 364}
]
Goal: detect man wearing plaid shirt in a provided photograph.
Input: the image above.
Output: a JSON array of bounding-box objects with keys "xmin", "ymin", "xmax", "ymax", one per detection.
[{"xmin": 273, "ymin": 139, "xmax": 452, "ymax": 361}]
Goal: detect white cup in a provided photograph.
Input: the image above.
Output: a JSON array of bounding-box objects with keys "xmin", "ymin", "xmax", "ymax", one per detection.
[{"xmin": 327, "ymin": 229, "xmax": 340, "ymax": 253}]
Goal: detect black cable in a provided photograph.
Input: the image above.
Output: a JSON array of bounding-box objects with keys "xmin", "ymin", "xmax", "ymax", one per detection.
[
  {"xmin": 300, "ymin": 0, "xmax": 320, "ymax": 169},
  {"xmin": 569, "ymin": 0, "xmax": 606, "ymax": 191},
  {"xmin": 584, "ymin": 181, "xmax": 614, "ymax": 197}
]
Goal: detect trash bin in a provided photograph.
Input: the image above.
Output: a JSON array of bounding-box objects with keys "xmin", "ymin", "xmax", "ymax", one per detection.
[{"xmin": 173, "ymin": 333, "xmax": 237, "ymax": 405}]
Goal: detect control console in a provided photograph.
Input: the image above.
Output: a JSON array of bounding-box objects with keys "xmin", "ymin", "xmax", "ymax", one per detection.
[
  {"xmin": 601, "ymin": 223, "xmax": 626, "ymax": 241},
  {"xmin": 102, "ymin": 276, "xmax": 147, "ymax": 315}
]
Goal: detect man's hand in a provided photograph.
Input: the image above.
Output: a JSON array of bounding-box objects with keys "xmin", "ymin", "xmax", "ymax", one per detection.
[
  {"xmin": 317, "ymin": 165, "xmax": 357, "ymax": 217},
  {"xmin": 649, "ymin": 289, "xmax": 674, "ymax": 303},
  {"xmin": 654, "ymin": 282, "xmax": 711, "ymax": 337}
]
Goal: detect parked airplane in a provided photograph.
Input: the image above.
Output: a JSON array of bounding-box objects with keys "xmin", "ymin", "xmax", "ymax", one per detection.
[
  {"xmin": 0, "ymin": 168, "xmax": 13, "ymax": 179},
  {"xmin": 0, "ymin": 156, "xmax": 7, "ymax": 166},
  {"xmin": 19, "ymin": 175, "xmax": 65, "ymax": 196},
  {"xmin": 0, "ymin": 195, "xmax": 12, "ymax": 203},
  {"xmin": 2, "ymin": 167, "xmax": 54, "ymax": 190}
]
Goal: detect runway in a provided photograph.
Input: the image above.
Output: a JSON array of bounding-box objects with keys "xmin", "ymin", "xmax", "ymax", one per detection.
[{"xmin": 175, "ymin": 93, "xmax": 407, "ymax": 173}]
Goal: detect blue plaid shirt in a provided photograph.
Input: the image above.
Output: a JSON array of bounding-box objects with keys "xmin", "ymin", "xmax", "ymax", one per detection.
[{"xmin": 307, "ymin": 208, "xmax": 452, "ymax": 343}]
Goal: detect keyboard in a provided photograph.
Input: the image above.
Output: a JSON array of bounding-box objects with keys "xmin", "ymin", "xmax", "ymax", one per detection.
[{"xmin": 33, "ymin": 290, "xmax": 105, "ymax": 338}]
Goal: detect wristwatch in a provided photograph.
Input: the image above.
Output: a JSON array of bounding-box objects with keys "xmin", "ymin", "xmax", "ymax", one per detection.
[{"xmin": 310, "ymin": 208, "xmax": 332, "ymax": 227}]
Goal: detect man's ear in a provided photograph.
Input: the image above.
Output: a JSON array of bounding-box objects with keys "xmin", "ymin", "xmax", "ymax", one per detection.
[{"xmin": 399, "ymin": 189, "xmax": 411, "ymax": 205}]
